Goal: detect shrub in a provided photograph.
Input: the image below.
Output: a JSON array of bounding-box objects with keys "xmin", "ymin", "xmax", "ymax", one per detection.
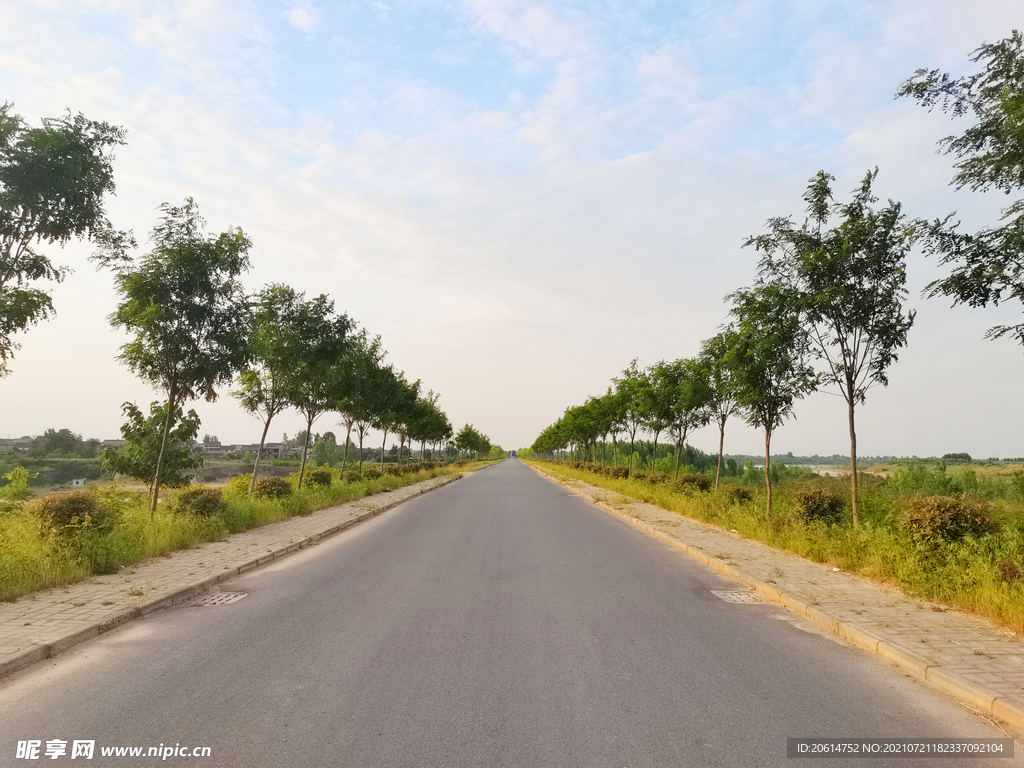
[
  {"xmin": 647, "ymin": 472, "xmax": 671, "ymax": 485},
  {"xmin": 607, "ymin": 466, "xmax": 629, "ymax": 479},
  {"xmin": 362, "ymin": 466, "xmax": 383, "ymax": 480},
  {"xmin": 1011, "ymin": 472, "xmax": 1024, "ymax": 501},
  {"xmin": 720, "ymin": 485, "xmax": 753, "ymax": 504},
  {"xmin": 0, "ymin": 467, "xmax": 34, "ymax": 501},
  {"xmin": 901, "ymin": 495, "xmax": 996, "ymax": 542},
  {"xmin": 383, "ymin": 465, "xmax": 403, "ymax": 477},
  {"xmin": 340, "ymin": 470, "xmax": 359, "ymax": 484},
  {"xmin": 675, "ymin": 473, "xmax": 712, "ymax": 492},
  {"xmin": 252, "ymin": 477, "xmax": 293, "ymax": 499},
  {"xmin": 304, "ymin": 467, "xmax": 332, "ymax": 487},
  {"xmin": 223, "ymin": 473, "xmax": 254, "ymax": 497},
  {"xmin": 998, "ymin": 558, "xmax": 1023, "ymax": 582},
  {"xmin": 795, "ymin": 486, "xmax": 845, "ymax": 524},
  {"xmin": 177, "ymin": 486, "xmax": 226, "ymax": 517},
  {"xmin": 28, "ymin": 491, "xmax": 118, "ymax": 536}
]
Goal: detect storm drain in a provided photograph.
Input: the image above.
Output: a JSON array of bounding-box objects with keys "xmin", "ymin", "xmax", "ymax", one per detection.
[
  {"xmin": 197, "ymin": 592, "xmax": 248, "ymax": 607},
  {"xmin": 711, "ymin": 590, "xmax": 767, "ymax": 604}
]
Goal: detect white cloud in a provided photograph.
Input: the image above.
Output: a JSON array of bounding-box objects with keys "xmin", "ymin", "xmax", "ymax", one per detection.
[
  {"xmin": 286, "ymin": 6, "xmax": 317, "ymax": 33},
  {"xmin": 1, "ymin": 0, "xmax": 1022, "ymax": 455}
]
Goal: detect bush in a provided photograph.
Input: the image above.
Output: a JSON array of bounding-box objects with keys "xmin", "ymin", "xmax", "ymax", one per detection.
[
  {"xmin": 675, "ymin": 473, "xmax": 712, "ymax": 492},
  {"xmin": 176, "ymin": 486, "xmax": 226, "ymax": 517},
  {"xmin": 647, "ymin": 472, "xmax": 671, "ymax": 485},
  {"xmin": 383, "ymin": 465, "xmax": 403, "ymax": 477},
  {"xmin": 252, "ymin": 477, "xmax": 293, "ymax": 499},
  {"xmin": 362, "ymin": 466, "xmax": 383, "ymax": 480},
  {"xmin": 340, "ymin": 470, "xmax": 359, "ymax": 484},
  {"xmin": 28, "ymin": 491, "xmax": 118, "ymax": 536},
  {"xmin": 607, "ymin": 466, "xmax": 629, "ymax": 479},
  {"xmin": 223, "ymin": 473, "xmax": 253, "ymax": 497},
  {"xmin": 998, "ymin": 558, "xmax": 1023, "ymax": 582},
  {"xmin": 901, "ymin": 495, "xmax": 996, "ymax": 542},
  {"xmin": 0, "ymin": 467, "xmax": 34, "ymax": 500},
  {"xmin": 720, "ymin": 485, "xmax": 753, "ymax": 504},
  {"xmin": 304, "ymin": 467, "xmax": 332, "ymax": 487},
  {"xmin": 795, "ymin": 486, "xmax": 845, "ymax": 524}
]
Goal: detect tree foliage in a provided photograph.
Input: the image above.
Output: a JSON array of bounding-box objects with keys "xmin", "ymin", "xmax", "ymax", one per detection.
[
  {"xmin": 745, "ymin": 169, "xmax": 919, "ymax": 523},
  {"xmin": 727, "ymin": 285, "xmax": 818, "ymax": 511},
  {"xmin": 101, "ymin": 401, "xmax": 201, "ymax": 490},
  {"xmin": 899, "ymin": 30, "xmax": 1024, "ymax": 347},
  {"xmin": 0, "ymin": 103, "xmax": 127, "ymax": 376},
  {"xmin": 109, "ymin": 198, "xmax": 251, "ymax": 511},
  {"xmin": 699, "ymin": 329, "xmax": 742, "ymax": 489}
]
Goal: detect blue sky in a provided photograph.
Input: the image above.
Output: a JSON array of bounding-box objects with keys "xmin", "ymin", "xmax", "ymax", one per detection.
[{"xmin": 1, "ymin": 0, "xmax": 1022, "ymax": 457}]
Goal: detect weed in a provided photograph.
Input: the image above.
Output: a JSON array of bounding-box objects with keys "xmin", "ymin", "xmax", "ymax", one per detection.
[{"xmin": 175, "ymin": 486, "xmax": 226, "ymax": 517}]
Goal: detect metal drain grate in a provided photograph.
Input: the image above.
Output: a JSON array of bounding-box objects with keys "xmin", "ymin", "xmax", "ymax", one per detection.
[
  {"xmin": 197, "ymin": 592, "xmax": 248, "ymax": 607},
  {"xmin": 711, "ymin": 590, "xmax": 767, "ymax": 604}
]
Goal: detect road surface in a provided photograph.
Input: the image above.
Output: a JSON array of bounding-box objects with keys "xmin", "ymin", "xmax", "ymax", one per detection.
[{"xmin": 0, "ymin": 460, "xmax": 1017, "ymax": 766}]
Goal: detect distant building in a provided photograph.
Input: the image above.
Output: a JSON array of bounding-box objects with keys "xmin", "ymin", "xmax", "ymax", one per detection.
[
  {"xmin": 195, "ymin": 442, "xmax": 293, "ymax": 459},
  {"xmin": 0, "ymin": 437, "xmax": 33, "ymax": 454}
]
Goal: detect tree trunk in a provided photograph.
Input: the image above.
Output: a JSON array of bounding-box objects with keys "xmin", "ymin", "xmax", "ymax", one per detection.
[
  {"xmin": 298, "ymin": 414, "xmax": 314, "ymax": 488},
  {"xmin": 715, "ymin": 414, "xmax": 727, "ymax": 491},
  {"xmin": 380, "ymin": 429, "xmax": 388, "ymax": 468},
  {"xmin": 674, "ymin": 425, "xmax": 689, "ymax": 480},
  {"xmin": 358, "ymin": 431, "xmax": 364, "ymax": 474},
  {"xmin": 764, "ymin": 429, "xmax": 773, "ymax": 514},
  {"xmin": 649, "ymin": 432, "xmax": 659, "ymax": 478},
  {"xmin": 150, "ymin": 381, "xmax": 178, "ymax": 516},
  {"xmin": 248, "ymin": 415, "xmax": 273, "ymax": 495},
  {"xmin": 627, "ymin": 433, "xmax": 634, "ymax": 473},
  {"xmin": 849, "ymin": 397, "xmax": 859, "ymax": 528},
  {"xmin": 341, "ymin": 422, "xmax": 353, "ymax": 472}
]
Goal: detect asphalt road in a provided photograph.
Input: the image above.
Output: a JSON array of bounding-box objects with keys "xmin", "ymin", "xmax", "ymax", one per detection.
[{"xmin": 0, "ymin": 459, "xmax": 1018, "ymax": 767}]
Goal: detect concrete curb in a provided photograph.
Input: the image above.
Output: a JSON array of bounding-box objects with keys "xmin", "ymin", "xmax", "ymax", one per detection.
[
  {"xmin": 528, "ymin": 463, "xmax": 1024, "ymax": 732},
  {"xmin": 0, "ymin": 474, "xmax": 462, "ymax": 682}
]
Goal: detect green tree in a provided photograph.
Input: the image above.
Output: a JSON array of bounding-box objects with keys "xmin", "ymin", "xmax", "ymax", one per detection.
[
  {"xmin": 102, "ymin": 401, "xmax": 202, "ymax": 491},
  {"xmin": 745, "ymin": 169, "xmax": 920, "ymax": 525},
  {"xmin": 334, "ymin": 330, "xmax": 385, "ymax": 472},
  {"xmin": 658, "ymin": 358, "xmax": 712, "ymax": 480},
  {"xmin": 699, "ymin": 330, "xmax": 742, "ymax": 490},
  {"xmin": 728, "ymin": 285, "xmax": 818, "ymax": 512},
  {"xmin": 0, "ymin": 103, "xmax": 128, "ymax": 376},
  {"xmin": 898, "ymin": 31, "xmax": 1024, "ymax": 347},
  {"xmin": 109, "ymin": 199, "xmax": 251, "ymax": 513},
  {"xmin": 311, "ymin": 432, "xmax": 340, "ymax": 467},
  {"xmin": 639, "ymin": 363, "xmax": 675, "ymax": 477},
  {"xmin": 30, "ymin": 428, "xmax": 88, "ymax": 457},
  {"xmin": 286, "ymin": 295, "xmax": 352, "ymax": 486},
  {"xmin": 233, "ymin": 284, "xmax": 306, "ymax": 493},
  {"xmin": 613, "ymin": 360, "xmax": 647, "ymax": 474}
]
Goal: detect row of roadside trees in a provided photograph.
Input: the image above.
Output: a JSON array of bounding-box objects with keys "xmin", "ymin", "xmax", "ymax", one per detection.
[
  {"xmin": 532, "ymin": 31, "xmax": 1024, "ymax": 524},
  {"xmin": 96, "ymin": 199, "xmax": 467, "ymax": 513},
  {"xmin": 531, "ymin": 167, "xmax": 915, "ymax": 524},
  {"xmin": 0, "ymin": 105, "xmax": 487, "ymax": 513}
]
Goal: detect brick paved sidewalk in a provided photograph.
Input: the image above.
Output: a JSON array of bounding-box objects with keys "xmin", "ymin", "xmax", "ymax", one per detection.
[
  {"xmin": 0, "ymin": 474, "xmax": 460, "ymax": 679},
  {"xmin": 531, "ymin": 465, "xmax": 1024, "ymax": 734}
]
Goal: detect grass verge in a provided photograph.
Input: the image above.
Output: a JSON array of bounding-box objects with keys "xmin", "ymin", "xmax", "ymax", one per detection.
[{"xmin": 0, "ymin": 462, "xmax": 481, "ymax": 603}]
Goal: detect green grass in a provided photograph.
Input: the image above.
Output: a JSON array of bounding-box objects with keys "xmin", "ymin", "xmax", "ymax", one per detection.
[
  {"xmin": 0, "ymin": 464, "xmax": 467, "ymax": 603},
  {"xmin": 527, "ymin": 460, "xmax": 1024, "ymax": 633}
]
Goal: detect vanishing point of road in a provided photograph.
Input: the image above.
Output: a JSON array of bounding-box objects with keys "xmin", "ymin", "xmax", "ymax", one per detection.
[{"xmin": 0, "ymin": 460, "xmax": 1017, "ymax": 767}]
